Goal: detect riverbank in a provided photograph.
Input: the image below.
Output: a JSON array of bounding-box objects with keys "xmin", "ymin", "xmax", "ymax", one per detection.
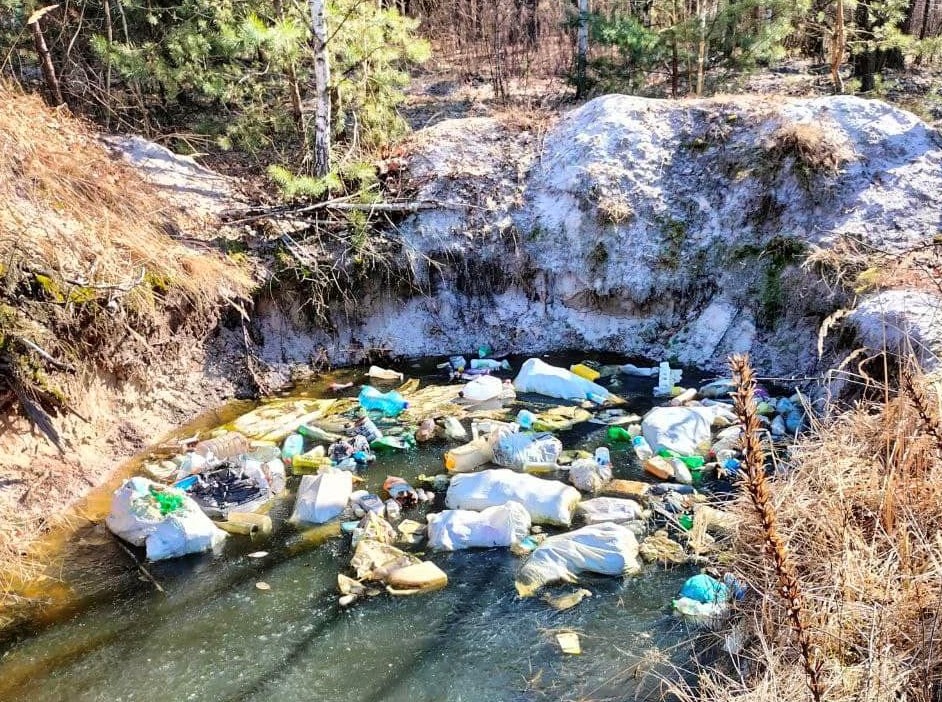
[{"xmin": 0, "ymin": 86, "xmax": 254, "ymax": 615}]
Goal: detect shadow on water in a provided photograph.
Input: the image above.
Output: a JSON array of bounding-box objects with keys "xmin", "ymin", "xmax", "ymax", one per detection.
[{"xmin": 0, "ymin": 353, "xmax": 721, "ymax": 702}]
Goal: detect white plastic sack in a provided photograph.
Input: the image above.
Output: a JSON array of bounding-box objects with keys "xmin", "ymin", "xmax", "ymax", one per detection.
[
  {"xmin": 427, "ymin": 501, "xmax": 531, "ymax": 551},
  {"xmin": 462, "ymin": 375, "xmax": 503, "ymax": 402},
  {"xmin": 491, "ymin": 432, "xmax": 562, "ymax": 469},
  {"xmin": 291, "ymin": 469, "xmax": 353, "ymax": 524},
  {"xmin": 568, "ymin": 459, "xmax": 612, "ymax": 493},
  {"xmin": 106, "ymin": 477, "xmax": 165, "ymax": 546},
  {"xmin": 146, "ymin": 512, "xmax": 227, "ymax": 561},
  {"xmin": 576, "ymin": 497, "xmax": 644, "ymax": 524},
  {"xmin": 515, "ymin": 522, "xmax": 641, "ymax": 596},
  {"xmin": 105, "ymin": 477, "xmax": 226, "ymax": 561},
  {"xmin": 641, "ymin": 406, "xmax": 719, "ymax": 456},
  {"xmin": 513, "ymin": 358, "xmax": 610, "ymax": 402},
  {"xmin": 445, "ymin": 468, "xmax": 581, "ymax": 526}
]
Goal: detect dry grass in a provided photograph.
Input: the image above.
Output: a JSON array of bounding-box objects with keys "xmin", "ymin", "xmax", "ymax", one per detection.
[
  {"xmin": 0, "ymin": 83, "xmax": 252, "ymax": 385},
  {"xmin": 768, "ymin": 121, "xmax": 850, "ymax": 176},
  {"xmin": 671, "ymin": 357, "xmax": 942, "ymax": 701}
]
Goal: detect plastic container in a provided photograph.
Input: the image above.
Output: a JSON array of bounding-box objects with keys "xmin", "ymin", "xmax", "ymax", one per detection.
[
  {"xmin": 594, "ymin": 447, "xmax": 611, "ymax": 467},
  {"xmin": 570, "ymin": 363, "xmax": 601, "ymax": 382},
  {"xmin": 384, "ymin": 499, "xmax": 401, "ymax": 521},
  {"xmin": 221, "ymin": 511, "xmax": 273, "ymax": 537},
  {"xmin": 281, "ymin": 433, "xmax": 305, "ymax": 462},
  {"xmin": 449, "ymin": 356, "xmax": 467, "ymax": 373},
  {"xmin": 194, "ymin": 432, "xmax": 250, "ymax": 461},
  {"xmin": 632, "ymin": 435, "xmax": 654, "ymax": 461},
  {"xmin": 643, "ymin": 456, "xmax": 674, "ymax": 480},
  {"xmin": 444, "ymin": 438, "xmax": 493, "ymax": 473},
  {"xmin": 358, "ymin": 386, "xmax": 408, "ymax": 417}
]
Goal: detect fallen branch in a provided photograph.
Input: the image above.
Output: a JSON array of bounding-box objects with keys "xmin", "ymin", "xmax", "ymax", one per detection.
[
  {"xmin": 112, "ymin": 535, "xmax": 165, "ymax": 594},
  {"xmin": 224, "ymin": 198, "xmax": 444, "ymax": 225},
  {"xmin": 14, "ymin": 336, "xmax": 75, "ymax": 372}
]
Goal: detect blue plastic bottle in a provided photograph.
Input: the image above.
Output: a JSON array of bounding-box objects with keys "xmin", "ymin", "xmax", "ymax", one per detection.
[
  {"xmin": 358, "ymin": 386, "xmax": 409, "ymax": 417},
  {"xmin": 281, "ymin": 433, "xmax": 304, "ymax": 462}
]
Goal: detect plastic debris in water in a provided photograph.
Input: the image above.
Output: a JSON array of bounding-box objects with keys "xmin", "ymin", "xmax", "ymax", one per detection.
[
  {"xmin": 255, "ymin": 582, "xmax": 271, "ymax": 591},
  {"xmin": 555, "ymin": 632, "xmax": 581, "ymax": 655},
  {"xmin": 248, "ymin": 551, "xmax": 268, "ymax": 558}
]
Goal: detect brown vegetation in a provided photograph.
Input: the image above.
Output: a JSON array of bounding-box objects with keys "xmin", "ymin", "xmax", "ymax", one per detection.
[
  {"xmin": 0, "ymin": 83, "xmax": 252, "ymax": 617},
  {"xmin": 673, "ymin": 355, "xmax": 942, "ymax": 701}
]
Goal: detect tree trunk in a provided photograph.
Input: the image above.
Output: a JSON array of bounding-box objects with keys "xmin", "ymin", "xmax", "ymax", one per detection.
[
  {"xmin": 575, "ymin": 0, "xmax": 589, "ymax": 99},
  {"xmin": 831, "ymin": 0, "xmax": 845, "ymax": 93},
  {"xmin": 853, "ymin": 0, "xmax": 875, "ymax": 93},
  {"xmin": 28, "ymin": 6, "xmax": 64, "ymax": 107},
  {"xmin": 309, "ymin": 0, "xmax": 331, "ymax": 177},
  {"xmin": 695, "ymin": 0, "xmax": 706, "ymax": 96}
]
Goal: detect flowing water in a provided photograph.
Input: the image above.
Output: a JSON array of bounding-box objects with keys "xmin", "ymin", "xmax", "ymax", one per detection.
[{"xmin": 0, "ymin": 355, "xmax": 715, "ymax": 702}]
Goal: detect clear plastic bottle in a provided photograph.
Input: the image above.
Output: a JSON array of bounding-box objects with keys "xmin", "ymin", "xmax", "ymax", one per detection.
[
  {"xmin": 194, "ymin": 432, "xmax": 250, "ymax": 460},
  {"xmin": 632, "ymin": 435, "xmax": 654, "ymax": 461},
  {"xmin": 384, "ymin": 498, "xmax": 401, "ymax": 521}
]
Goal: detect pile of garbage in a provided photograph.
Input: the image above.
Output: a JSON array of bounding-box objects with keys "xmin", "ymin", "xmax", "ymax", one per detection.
[{"xmin": 104, "ymin": 353, "xmax": 806, "ymax": 627}]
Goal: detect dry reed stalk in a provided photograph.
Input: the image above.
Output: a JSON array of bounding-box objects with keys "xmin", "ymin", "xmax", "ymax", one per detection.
[
  {"xmin": 729, "ymin": 353, "xmax": 824, "ymax": 702},
  {"xmin": 901, "ymin": 364, "xmax": 942, "ymax": 456}
]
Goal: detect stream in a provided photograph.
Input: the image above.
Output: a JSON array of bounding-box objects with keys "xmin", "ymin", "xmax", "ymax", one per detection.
[{"xmin": 0, "ymin": 354, "xmax": 717, "ymax": 702}]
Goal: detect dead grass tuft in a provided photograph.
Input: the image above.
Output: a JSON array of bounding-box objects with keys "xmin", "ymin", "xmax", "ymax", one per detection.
[{"xmin": 768, "ymin": 121, "xmax": 850, "ymax": 177}]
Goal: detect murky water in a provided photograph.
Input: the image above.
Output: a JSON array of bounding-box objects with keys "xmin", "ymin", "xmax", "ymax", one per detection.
[{"xmin": 0, "ymin": 355, "xmax": 714, "ymax": 702}]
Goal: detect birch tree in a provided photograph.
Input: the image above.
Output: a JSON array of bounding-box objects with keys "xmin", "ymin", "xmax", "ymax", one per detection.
[{"xmin": 309, "ymin": 0, "xmax": 331, "ymax": 177}]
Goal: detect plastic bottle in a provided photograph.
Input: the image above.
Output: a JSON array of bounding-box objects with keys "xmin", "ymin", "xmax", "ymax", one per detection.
[
  {"xmin": 670, "ymin": 459, "xmax": 693, "ymax": 485},
  {"xmin": 352, "ymin": 416, "xmax": 383, "ymax": 442},
  {"xmin": 384, "ymin": 499, "xmax": 401, "ymax": 521},
  {"xmin": 607, "ymin": 425, "xmax": 633, "ymax": 442},
  {"xmin": 470, "ymin": 358, "xmax": 510, "ymax": 371},
  {"xmin": 449, "ymin": 356, "xmax": 467, "ymax": 373},
  {"xmin": 587, "ymin": 391, "xmax": 609, "ymax": 405},
  {"xmin": 194, "ymin": 432, "xmax": 250, "ymax": 461},
  {"xmin": 298, "ymin": 424, "xmax": 339, "ymax": 442},
  {"xmin": 594, "ymin": 446, "xmax": 611, "ymax": 467},
  {"xmin": 281, "ymin": 433, "xmax": 304, "ymax": 462},
  {"xmin": 358, "ymin": 386, "xmax": 409, "ymax": 417},
  {"xmin": 367, "ymin": 365, "xmax": 403, "ymax": 382},
  {"xmin": 517, "ymin": 409, "xmax": 537, "ymax": 430},
  {"xmin": 632, "ymin": 435, "xmax": 654, "ymax": 461}
]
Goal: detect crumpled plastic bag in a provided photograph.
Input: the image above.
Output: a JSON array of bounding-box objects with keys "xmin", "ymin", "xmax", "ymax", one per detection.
[
  {"xmin": 515, "ymin": 522, "xmax": 641, "ymax": 596},
  {"xmin": 491, "ymin": 431, "xmax": 562, "ymax": 470},
  {"xmin": 513, "ymin": 358, "xmax": 612, "ymax": 402},
  {"xmin": 427, "ymin": 501, "xmax": 531, "ymax": 551},
  {"xmin": 568, "ymin": 459, "xmax": 612, "ymax": 493},
  {"xmin": 576, "ymin": 496, "xmax": 643, "ymax": 524}
]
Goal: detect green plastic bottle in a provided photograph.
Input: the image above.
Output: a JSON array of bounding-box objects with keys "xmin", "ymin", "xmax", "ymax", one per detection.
[{"xmin": 607, "ymin": 426, "xmax": 632, "ymax": 442}]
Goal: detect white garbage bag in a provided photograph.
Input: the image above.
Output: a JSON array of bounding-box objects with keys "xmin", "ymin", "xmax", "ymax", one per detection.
[
  {"xmin": 105, "ymin": 477, "xmax": 226, "ymax": 561},
  {"xmin": 445, "ymin": 468, "xmax": 581, "ymax": 526},
  {"xmin": 427, "ymin": 501, "xmax": 531, "ymax": 551},
  {"xmin": 146, "ymin": 512, "xmax": 227, "ymax": 561},
  {"xmin": 291, "ymin": 469, "xmax": 353, "ymax": 524},
  {"xmin": 513, "ymin": 358, "xmax": 611, "ymax": 402},
  {"xmin": 641, "ymin": 406, "xmax": 719, "ymax": 456},
  {"xmin": 462, "ymin": 375, "xmax": 503, "ymax": 402},
  {"xmin": 576, "ymin": 497, "xmax": 644, "ymax": 524},
  {"xmin": 568, "ymin": 459, "xmax": 612, "ymax": 493},
  {"xmin": 515, "ymin": 522, "xmax": 641, "ymax": 596},
  {"xmin": 491, "ymin": 432, "xmax": 563, "ymax": 469}
]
